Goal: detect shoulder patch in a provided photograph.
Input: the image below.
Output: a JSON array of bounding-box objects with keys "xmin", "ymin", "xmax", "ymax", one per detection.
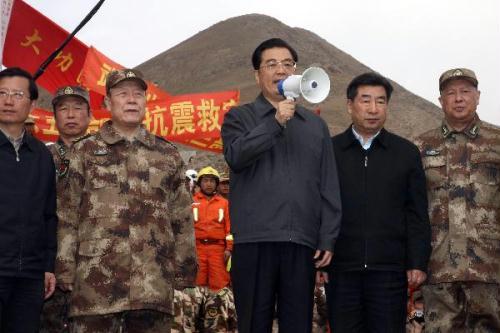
[
  {"xmin": 155, "ymin": 135, "xmax": 177, "ymax": 149},
  {"xmin": 73, "ymin": 133, "xmax": 93, "ymax": 144}
]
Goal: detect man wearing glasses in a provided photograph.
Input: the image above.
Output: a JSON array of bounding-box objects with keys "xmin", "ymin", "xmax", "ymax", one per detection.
[
  {"xmin": 222, "ymin": 38, "xmax": 342, "ymax": 333},
  {"xmin": 0, "ymin": 67, "xmax": 57, "ymax": 332}
]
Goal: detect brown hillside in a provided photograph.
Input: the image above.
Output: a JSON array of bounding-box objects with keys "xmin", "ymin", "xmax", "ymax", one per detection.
[{"xmin": 136, "ymin": 14, "xmax": 442, "ymax": 140}]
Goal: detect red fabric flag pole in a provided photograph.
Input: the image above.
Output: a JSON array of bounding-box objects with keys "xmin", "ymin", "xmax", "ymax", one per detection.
[{"xmin": 33, "ymin": 0, "xmax": 105, "ymax": 80}]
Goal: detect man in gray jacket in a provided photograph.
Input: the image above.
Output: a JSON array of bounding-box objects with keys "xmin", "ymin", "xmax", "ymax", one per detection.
[{"xmin": 221, "ymin": 38, "xmax": 342, "ymax": 333}]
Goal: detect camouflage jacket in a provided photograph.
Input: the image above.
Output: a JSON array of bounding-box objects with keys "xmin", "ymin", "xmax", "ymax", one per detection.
[
  {"xmin": 414, "ymin": 116, "xmax": 500, "ymax": 284},
  {"xmin": 55, "ymin": 121, "xmax": 197, "ymax": 317}
]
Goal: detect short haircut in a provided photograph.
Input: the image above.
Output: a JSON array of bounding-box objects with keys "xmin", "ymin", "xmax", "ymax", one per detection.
[
  {"xmin": 251, "ymin": 38, "xmax": 298, "ymax": 70},
  {"xmin": 0, "ymin": 67, "xmax": 39, "ymax": 100},
  {"xmin": 346, "ymin": 72, "xmax": 393, "ymax": 102}
]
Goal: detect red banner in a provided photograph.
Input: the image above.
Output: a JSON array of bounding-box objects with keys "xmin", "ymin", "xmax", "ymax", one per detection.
[
  {"xmin": 81, "ymin": 46, "xmax": 171, "ymax": 100},
  {"xmin": 2, "ymin": 0, "xmax": 88, "ymax": 93},
  {"xmin": 4, "ymin": 0, "xmax": 240, "ymax": 153},
  {"xmin": 31, "ymin": 89, "xmax": 239, "ymax": 153}
]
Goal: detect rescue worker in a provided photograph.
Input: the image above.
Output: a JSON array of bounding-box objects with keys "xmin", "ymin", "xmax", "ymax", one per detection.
[
  {"xmin": 193, "ymin": 166, "xmax": 234, "ymax": 332},
  {"xmin": 185, "ymin": 169, "xmax": 198, "ymax": 196},
  {"xmin": 193, "ymin": 166, "xmax": 232, "ymax": 290},
  {"xmin": 217, "ymin": 172, "xmax": 230, "ymax": 200},
  {"xmin": 40, "ymin": 85, "xmax": 92, "ymax": 333},
  {"xmin": 55, "ymin": 69, "xmax": 197, "ymax": 332}
]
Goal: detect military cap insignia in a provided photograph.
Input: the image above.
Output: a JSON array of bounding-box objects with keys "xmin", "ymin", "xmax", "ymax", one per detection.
[
  {"xmin": 452, "ymin": 69, "xmax": 463, "ymax": 77},
  {"xmin": 93, "ymin": 148, "xmax": 109, "ymax": 156},
  {"xmin": 424, "ymin": 149, "xmax": 441, "ymax": 156},
  {"xmin": 125, "ymin": 71, "xmax": 136, "ymax": 78},
  {"xmin": 64, "ymin": 86, "xmax": 74, "ymax": 95}
]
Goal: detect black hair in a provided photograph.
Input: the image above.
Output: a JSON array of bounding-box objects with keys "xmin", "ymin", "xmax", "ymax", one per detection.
[
  {"xmin": 251, "ymin": 38, "xmax": 298, "ymax": 70},
  {"xmin": 346, "ymin": 72, "xmax": 393, "ymax": 102},
  {"xmin": 0, "ymin": 67, "xmax": 38, "ymax": 100},
  {"xmin": 197, "ymin": 174, "xmax": 219, "ymax": 187}
]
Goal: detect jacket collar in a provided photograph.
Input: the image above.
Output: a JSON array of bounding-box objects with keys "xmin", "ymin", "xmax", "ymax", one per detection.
[
  {"xmin": 99, "ymin": 120, "xmax": 155, "ymax": 148},
  {"xmin": 254, "ymin": 93, "xmax": 306, "ymax": 121},
  {"xmin": 0, "ymin": 128, "xmax": 36, "ymax": 151},
  {"xmin": 441, "ymin": 114, "xmax": 480, "ymax": 139},
  {"xmin": 194, "ymin": 191, "xmax": 222, "ymax": 202},
  {"xmin": 339, "ymin": 125, "xmax": 388, "ymax": 150},
  {"xmin": 54, "ymin": 137, "xmax": 69, "ymax": 157}
]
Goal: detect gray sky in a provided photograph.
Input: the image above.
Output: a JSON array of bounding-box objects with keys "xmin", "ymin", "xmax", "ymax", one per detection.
[{"xmin": 25, "ymin": 0, "xmax": 500, "ymax": 125}]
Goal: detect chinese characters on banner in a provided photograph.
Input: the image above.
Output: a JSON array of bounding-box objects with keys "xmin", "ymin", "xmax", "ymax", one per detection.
[
  {"xmin": 2, "ymin": 0, "xmax": 87, "ymax": 92},
  {"xmin": 31, "ymin": 89, "xmax": 239, "ymax": 153},
  {"xmin": 2, "ymin": 0, "xmax": 240, "ymax": 153}
]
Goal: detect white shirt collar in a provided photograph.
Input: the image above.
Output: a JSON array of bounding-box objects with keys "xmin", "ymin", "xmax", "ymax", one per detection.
[{"xmin": 351, "ymin": 126, "xmax": 380, "ymax": 150}]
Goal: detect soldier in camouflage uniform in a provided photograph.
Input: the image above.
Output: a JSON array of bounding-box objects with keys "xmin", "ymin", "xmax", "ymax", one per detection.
[
  {"xmin": 202, "ymin": 286, "xmax": 237, "ymax": 332},
  {"xmin": 56, "ymin": 69, "xmax": 197, "ymax": 332},
  {"xmin": 172, "ymin": 286, "xmax": 205, "ymax": 333},
  {"xmin": 414, "ymin": 68, "xmax": 500, "ymax": 332},
  {"xmin": 41, "ymin": 85, "xmax": 92, "ymax": 333},
  {"xmin": 312, "ymin": 284, "xmax": 328, "ymax": 333}
]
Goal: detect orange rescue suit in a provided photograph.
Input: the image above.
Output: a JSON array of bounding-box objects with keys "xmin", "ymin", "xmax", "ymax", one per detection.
[{"xmin": 192, "ymin": 192, "xmax": 232, "ymax": 290}]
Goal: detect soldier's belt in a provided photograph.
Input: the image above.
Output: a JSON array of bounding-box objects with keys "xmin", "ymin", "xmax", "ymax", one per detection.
[{"xmin": 197, "ymin": 238, "xmax": 225, "ymax": 245}]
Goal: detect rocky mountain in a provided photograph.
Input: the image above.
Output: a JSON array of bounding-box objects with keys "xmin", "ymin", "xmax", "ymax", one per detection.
[
  {"xmin": 37, "ymin": 14, "xmax": 444, "ymax": 170},
  {"xmin": 136, "ymin": 14, "xmax": 442, "ymax": 139}
]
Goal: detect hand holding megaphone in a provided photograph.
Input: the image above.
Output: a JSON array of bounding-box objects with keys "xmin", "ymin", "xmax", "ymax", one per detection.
[
  {"xmin": 275, "ymin": 99, "xmax": 296, "ymax": 127},
  {"xmin": 278, "ymin": 67, "xmax": 331, "ymax": 103}
]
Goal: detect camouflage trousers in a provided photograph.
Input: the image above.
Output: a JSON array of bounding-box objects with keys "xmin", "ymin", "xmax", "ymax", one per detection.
[
  {"xmin": 422, "ymin": 282, "xmax": 500, "ymax": 333},
  {"xmin": 172, "ymin": 287, "xmax": 204, "ymax": 332},
  {"xmin": 172, "ymin": 286, "xmax": 237, "ymax": 332},
  {"xmin": 312, "ymin": 285, "xmax": 329, "ymax": 333},
  {"xmin": 39, "ymin": 288, "xmax": 71, "ymax": 333},
  {"xmin": 70, "ymin": 310, "xmax": 172, "ymax": 333}
]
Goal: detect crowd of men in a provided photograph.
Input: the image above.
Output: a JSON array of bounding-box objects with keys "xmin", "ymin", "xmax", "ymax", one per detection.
[{"xmin": 0, "ymin": 36, "xmax": 498, "ymax": 333}]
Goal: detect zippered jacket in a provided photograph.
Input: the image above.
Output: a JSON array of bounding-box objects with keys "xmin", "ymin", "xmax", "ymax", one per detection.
[
  {"xmin": 221, "ymin": 94, "xmax": 342, "ymax": 251},
  {"xmin": 0, "ymin": 131, "xmax": 57, "ymax": 278},
  {"xmin": 330, "ymin": 127, "xmax": 431, "ymax": 272}
]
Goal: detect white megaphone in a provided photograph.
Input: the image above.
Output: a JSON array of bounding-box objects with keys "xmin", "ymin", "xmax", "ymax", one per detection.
[{"xmin": 277, "ymin": 67, "xmax": 330, "ymax": 103}]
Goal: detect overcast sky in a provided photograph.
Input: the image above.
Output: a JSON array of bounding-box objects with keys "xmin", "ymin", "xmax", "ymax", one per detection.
[{"xmin": 24, "ymin": 0, "xmax": 500, "ymax": 125}]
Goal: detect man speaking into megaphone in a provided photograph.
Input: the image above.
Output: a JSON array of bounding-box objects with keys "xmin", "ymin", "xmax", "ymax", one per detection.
[{"xmin": 221, "ymin": 38, "xmax": 342, "ymax": 333}]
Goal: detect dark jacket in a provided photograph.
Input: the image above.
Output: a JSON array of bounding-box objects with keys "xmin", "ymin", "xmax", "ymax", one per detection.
[
  {"xmin": 221, "ymin": 94, "xmax": 342, "ymax": 251},
  {"xmin": 330, "ymin": 127, "xmax": 431, "ymax": 272},
  {"xmin": 0, "ymin": 131, "xmax": 57, "ymax": 278}
]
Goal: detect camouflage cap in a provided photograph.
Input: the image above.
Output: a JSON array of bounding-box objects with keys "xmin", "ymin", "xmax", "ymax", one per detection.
[
  {"xmin": 439, "ymin": 68, "xmax": 478, "ymax": 91},
  {"xmin": 219, "ymin": 172, "xmax": 230, "ymax": 182},
  {"xmin": 52, "ymin": 85, "xmax": 90, "ymax": 111},
  {"xmin": 105, "ymin": 68, "xmax": 148, "ymax": 94}
]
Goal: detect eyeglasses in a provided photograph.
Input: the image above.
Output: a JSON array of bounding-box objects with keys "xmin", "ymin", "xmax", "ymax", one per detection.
[
  {"xmin": 0, "ymin": 89, "xmax": 28, "ymax": 101},
  {"xmin": 260, "ymin": 60, "xmax": 297, "ymax": 72}
]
